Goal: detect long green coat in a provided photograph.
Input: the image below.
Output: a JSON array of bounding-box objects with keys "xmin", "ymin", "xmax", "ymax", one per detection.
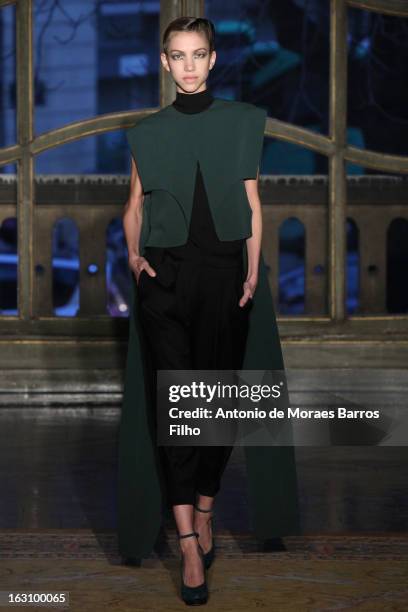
[{"xmin": 117, "ymin": 98, "xmax": 300, "ymax": 559}]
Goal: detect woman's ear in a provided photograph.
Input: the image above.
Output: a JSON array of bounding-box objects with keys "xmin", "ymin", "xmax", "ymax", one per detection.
[
  {"xmin": 209, "ymin": 50, "xmax": 216, "ymax": 70},
  {"xmin": 160, "ymin": 52, "xmax": 171, "ymax": 73}
]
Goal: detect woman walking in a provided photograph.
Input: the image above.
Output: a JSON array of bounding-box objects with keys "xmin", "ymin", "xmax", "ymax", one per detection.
[{"xmin": 118, "ymin": 16, "xmax": 300, "ymax": 606}]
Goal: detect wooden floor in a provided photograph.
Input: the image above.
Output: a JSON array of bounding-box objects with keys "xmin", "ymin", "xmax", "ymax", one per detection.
[
  {"xmin": 1, "ymin": 368, "xmax": 408, "ymax": 610},
  {"xmin": 1, "ymin": 407, "xmax": 408, "ymax": 533},
  {"xmin": 1, "ymin": 531, "xmax": 408, "ymax": 611}
]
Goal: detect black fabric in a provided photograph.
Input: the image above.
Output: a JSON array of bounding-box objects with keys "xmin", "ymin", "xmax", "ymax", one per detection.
[
  {"xmin": 172, "ymin": 87, "xmax": 214, "ymax": 114},
  {"xmin": 137, "ymin": 246, "xmax": 250, "ymax": 505}
]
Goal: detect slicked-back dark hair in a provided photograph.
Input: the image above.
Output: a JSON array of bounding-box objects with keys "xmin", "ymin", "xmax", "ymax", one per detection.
[{"xmin": 162, "ymin": 17, "xmax": 215, "ymax": 55}]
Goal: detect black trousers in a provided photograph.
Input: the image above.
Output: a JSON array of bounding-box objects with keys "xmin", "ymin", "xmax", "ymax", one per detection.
[{"xmin": 137, "ymin": 242, "xmax": 251, "ymax": 506}]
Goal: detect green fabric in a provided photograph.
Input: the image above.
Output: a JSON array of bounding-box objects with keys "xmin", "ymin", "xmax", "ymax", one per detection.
[
  {"xmin": 125, "ymin": 98, "xmax": 268, "ymax": 250},
  {"xmin": 117, "ymin": 98, "xmax": 300, "ymax": 559}
]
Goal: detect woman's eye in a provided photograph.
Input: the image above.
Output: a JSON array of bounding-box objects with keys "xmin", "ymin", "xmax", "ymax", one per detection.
[{"xmin": 171, "ymin": 53, "xmax": 207, "ymax": 60}]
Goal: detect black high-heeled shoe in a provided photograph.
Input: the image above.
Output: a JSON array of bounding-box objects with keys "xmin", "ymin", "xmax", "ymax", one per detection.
[
  {"xmin": 194, "ymin": 505, "xmax": 215, "ymax": 570},
  {"xmin": 178, "ymin": 531, "xmax": 208, "ymax": 606}
]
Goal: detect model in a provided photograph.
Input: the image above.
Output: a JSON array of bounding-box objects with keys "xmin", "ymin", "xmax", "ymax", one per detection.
[{"xmin": 118, "ymin": 16, "xmax": 300, "ymax": 606}]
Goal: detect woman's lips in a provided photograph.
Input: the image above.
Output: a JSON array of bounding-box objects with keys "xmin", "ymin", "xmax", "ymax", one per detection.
[{"xmin": 183, "ymin": 77, "xmax": 197, "ymax": 81}]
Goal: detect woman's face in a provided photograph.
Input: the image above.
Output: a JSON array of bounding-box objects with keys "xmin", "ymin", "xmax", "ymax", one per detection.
[{"xmin": 161, "ymin": 31, "xmax": 216, "ymax": 94}]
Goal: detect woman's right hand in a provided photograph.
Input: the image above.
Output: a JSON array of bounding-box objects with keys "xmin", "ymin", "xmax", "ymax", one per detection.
[{"xmin": 128, "ymin": 254, "xmax": 157, "ymax": 285}]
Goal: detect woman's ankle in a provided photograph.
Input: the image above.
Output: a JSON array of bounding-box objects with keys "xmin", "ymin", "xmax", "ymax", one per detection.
[
  {"xmin": 195, "ymin": 493, "xmax": 214, "ymax": 512},
  {"xmin": 179, "ymin": 535, "xmax": 199, "ymax": 554}
]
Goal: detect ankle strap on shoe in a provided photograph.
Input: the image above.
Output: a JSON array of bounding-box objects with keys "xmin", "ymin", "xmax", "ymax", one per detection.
[
  {"xmin": 178, "ymin": 531, "xmax": 199, "ymax": 540},
  {"xmin": 194, "ymin": 505, "xmax": 214, "ymax": 514}
]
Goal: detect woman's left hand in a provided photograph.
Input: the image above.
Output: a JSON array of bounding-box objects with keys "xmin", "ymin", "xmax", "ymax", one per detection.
[{"xmin": 239, "ymin": 275, "xmax": 258, "ymax": 307}]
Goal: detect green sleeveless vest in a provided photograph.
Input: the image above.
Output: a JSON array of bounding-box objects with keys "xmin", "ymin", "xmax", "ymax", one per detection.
[
  {"xmin": 117, "ymin": 98, "xmax": 301, "ymax": 560},
  {"xmin": 125, "ymin": 98, "xmax": 267, "ymax": 252}
]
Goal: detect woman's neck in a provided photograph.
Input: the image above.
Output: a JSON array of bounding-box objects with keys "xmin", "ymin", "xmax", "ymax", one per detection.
[{"xmin": 173, "ymin": 87, "xmax": 214, "ymax": 114}]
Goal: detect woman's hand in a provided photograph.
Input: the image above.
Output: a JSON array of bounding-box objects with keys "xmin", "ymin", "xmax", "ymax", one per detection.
[
  {"xmin": 128, "ymin": 254, "xmax": 157, "ymax": 285},
  {"xmin": 239, "ymin": 275, "xmax": 258, "ymax": 307}
]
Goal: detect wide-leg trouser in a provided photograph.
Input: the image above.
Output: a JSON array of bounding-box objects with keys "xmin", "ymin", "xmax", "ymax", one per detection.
[{"xmin": 137, "ymin": 243, "xmax": 251, "ymax": 506}]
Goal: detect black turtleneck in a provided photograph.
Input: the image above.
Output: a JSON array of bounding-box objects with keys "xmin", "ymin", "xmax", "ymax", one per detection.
[
  {"xmin": 149, "ymin": 88, "xmax": 244, "ymax": 257},
  {"xmin": 173, "ymin": 87, "xmax": 214, "ymax": 114}
]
